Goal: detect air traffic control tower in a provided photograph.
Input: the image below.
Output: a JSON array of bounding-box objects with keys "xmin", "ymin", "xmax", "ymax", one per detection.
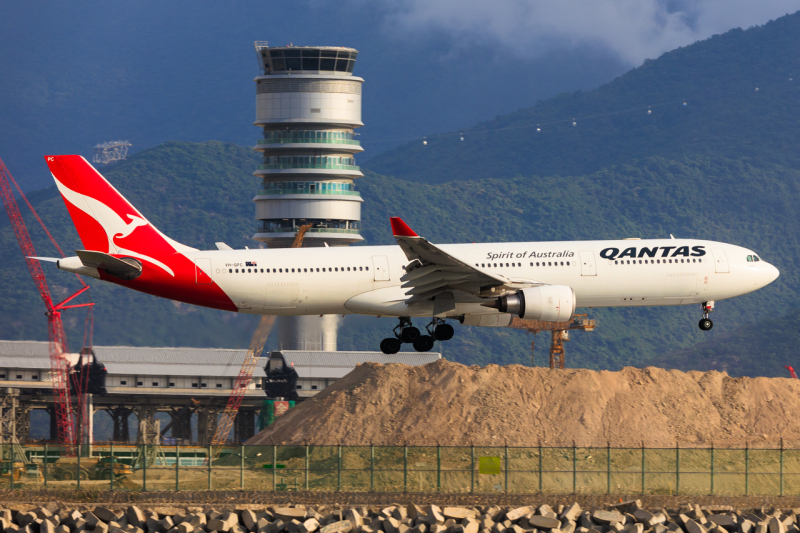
[{"xmin": 252, "ymin": 42, "xmax": 364, "ymax": 247}]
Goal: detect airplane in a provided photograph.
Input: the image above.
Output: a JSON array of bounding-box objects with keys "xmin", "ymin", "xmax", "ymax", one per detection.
[{"xmin": 39, "ymin": 155, "xmax": 779, "ymax": 354}]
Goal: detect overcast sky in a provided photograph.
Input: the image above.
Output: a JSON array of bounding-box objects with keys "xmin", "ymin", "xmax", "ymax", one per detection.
[
  {"xmin": 1, "ymin": 1, "xmax": 798, "ymax": 189},
  {"xmin": 379, "ymin": 0, "xmax": 800, "ymax": 64}
]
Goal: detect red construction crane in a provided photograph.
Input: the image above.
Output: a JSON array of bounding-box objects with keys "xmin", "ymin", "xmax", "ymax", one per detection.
[
  {"xmin": 786, "ymin": 366, "xmax": 798, "ymax": 379},
  {"xmin": 0, "ymin": 157, "xmax": 93, "ymax": 453}
]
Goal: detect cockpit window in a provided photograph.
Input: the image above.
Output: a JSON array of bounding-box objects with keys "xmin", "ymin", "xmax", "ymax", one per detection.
[{"xmin": 747, "ymin": 255, "xmax": 761, "ymax": 262}]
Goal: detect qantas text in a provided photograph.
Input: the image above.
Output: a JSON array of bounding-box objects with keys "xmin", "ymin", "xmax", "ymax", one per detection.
[{"xmin": 600, "ymin": 246, "xmax": 706, "ymax": 260}]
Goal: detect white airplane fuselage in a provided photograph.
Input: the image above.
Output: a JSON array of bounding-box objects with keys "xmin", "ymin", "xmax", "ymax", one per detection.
[{"xmin": 178, "ymin": 238, "xmax": 778, "ymax": 320}]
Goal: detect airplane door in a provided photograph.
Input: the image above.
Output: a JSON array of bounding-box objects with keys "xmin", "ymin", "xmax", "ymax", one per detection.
[
  {"xmin": 194, "ymin": 258, "xmax": 212, "ymax": 284},
  {"xmin": 712, "ymin": 248, "xmax": 730, "ymax": 273},
  {"xmin": 579, "ymin": 251, "xmax": 597, "ymax": 276},
  {"xmin": 372, "ymin": 256, "xmax": 390, "ymax": 281}
]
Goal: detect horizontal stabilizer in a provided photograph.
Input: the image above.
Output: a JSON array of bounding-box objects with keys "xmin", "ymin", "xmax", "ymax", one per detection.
[{"xmin": 76, "ymin": 250, "xmax": 142, "ymax": 280}]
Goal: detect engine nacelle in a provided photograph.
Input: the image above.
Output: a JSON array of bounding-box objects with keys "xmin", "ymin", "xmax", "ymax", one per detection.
[{"xmin": 493, "ymin": 285, "xmax": 576, "ymax": 322}]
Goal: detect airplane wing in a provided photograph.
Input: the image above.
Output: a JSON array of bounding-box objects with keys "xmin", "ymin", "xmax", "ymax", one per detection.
[{"xmin": 391, "ymin": 217, "xmax": 535, "ymax": 304}]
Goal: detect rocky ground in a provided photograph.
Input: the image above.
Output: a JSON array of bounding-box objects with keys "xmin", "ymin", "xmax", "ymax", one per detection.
[{"xmin": 1, "ymin": 500, "xmax": 800, "ymax": 533}]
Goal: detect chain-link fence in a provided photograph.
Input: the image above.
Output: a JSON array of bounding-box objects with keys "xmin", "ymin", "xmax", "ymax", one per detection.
[{"xmin": 1, "ymin": 443, "xmax": 799, "ymax": 495}]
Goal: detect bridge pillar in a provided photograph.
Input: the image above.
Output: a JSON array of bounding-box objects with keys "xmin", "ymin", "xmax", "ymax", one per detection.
[
  {"xmin": 109, "ymin": 407, "xmax": 133, "ymax": 443},
  {"xmin": 234, "ymin": 409, "xmax": 256, "ymax": 444},
  {"xmin": 197, "ymin": 407, "xmax": 219, "ymax": 446},
  {"xmin": 167, "ymin": 407, "xmax": 193, "ymax": 442}
]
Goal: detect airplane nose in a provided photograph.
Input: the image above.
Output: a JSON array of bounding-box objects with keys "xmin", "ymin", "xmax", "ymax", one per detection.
[{"xmin": 767, "ymin": 263, "xmax": 780, "ymax": 284}]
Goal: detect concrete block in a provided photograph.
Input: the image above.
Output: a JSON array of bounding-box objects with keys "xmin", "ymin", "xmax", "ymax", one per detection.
[
  {"xmin": 609, "ymin": 523, "xmax": 625, "ymax": 533},
  {"xmin": 35, "ymin": 510, "xmax": 53, "ymax": 521},
  {"xmin": 464, "ymin": 522, "xmax": 479, "ymax": 533},
  {"xmin": 410, "ymin": 525, "xmax": 428, "ymax": 533},
  {"xmin": 740, "ymin": 521, "xmax": 755, "ymax": 533},
  {"xmin": 321, "ymin": 522, "xmax": 353, "ymax": 533},
  {"xmin": 381, "ymin": 511, "xmax": 397, "ymax": 521},
  {"xmin": 39, "ymin": 521, "xmax": 54, "ymax": 533},
  {"xmin": 54, "ymin": 527, "xmax": 69, "ymax": 533},
  {"xmin": 510, "ymin": 526, "xmax": 525, "ymax": 533},
  {"xmin": 444, "ymin": 511, "xmax": 476, "ymax": 522},
  {"xmin": 560, "ymin": 507, "xmax": 581, "ymax": 525},
  {"xmin": 654, "ymin": 526, "xmax": 668, "ymax": 533},
  {"xmin": 424, "ymin": 509, "xmax": 444, "ymax": 527},
  {"xmin": 686, "ymin": 520, "xmax": 707, "ymax": 533},
  {"xmin": 634, "ymin": 512, "xmax": 654, "ymax": 526},
  {"xmin": 177, "ymin": 523, "xmax": 192, "ymax": 533},
  {"xmin": 561, "ymin": 522, "xmax": 576, "ymax": 533},
  {"xmin": 505, "ymin": 511, "xmax": 531, "ymax": 524},
  {"xmin": 5, "ymin": 524, "xmax": 19, "ymax": 533},
  {"xmin": 613, "ymin": 504, "xmax": 643, "ymax": 516},
  {"xmin": 624, "ymin": 524, "xmax": 643, "ymax": 533},
  {"xmin": 394, "ymin": 511, "xmax": 408, "ymax": 523},
  {"xmin": 84, "ymin": 514, "xmax": 101, "ymax": 529},
  {"xmin": 593, "ymin": 514, "xmax": 624, "ymax": 526},
  {"xmin": 96, "ymin": 523, "xmax": 110, "ymax": 533},
  {"xmin": 241, "ymin": 512, "xmax": 257, "ymax": 533},
  {"xmin": 278, "ymin": 512, "xmax": 308, "ymax": 524},
  {"xmin": 231, "ymin": 526, "xmax": 247, "ymax": 533},
  {"xmin": 127, "ymin": 510, "xmax": 146, "ymax": 530},
  {"xmin": 346, "ymin": 513, "xmax": 364, "ymax": 530},
  {"xmin": 770, "ymin": 519, "xmax": 786, "ymax": 533},
  {"xmin": 527, "ymin": 518, "xmax": 560, "ymax": 530},
  {"xmin": 710, "ymin": 518, "xmax": 737, "ymax": 529},
  {"xmin": 269, "ymin": 521, "xmax": 287, "ymax": 533}
]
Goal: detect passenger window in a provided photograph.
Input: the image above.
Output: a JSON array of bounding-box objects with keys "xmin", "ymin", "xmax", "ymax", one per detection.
[
  {"xmin": 235, "ymin": 269, "xmax": 239, "ymax": 273},
  {"xmin": 359, "ymin": 266, "xmax": 363, "ymax": 271},
  {"xmin": 366, "ymin": 267, "xmax": 369, "ymax": 271},
  {"xmin": 548, "ymin": 262, "xmax": 552, "ymax": 266},
  {"xmin": 248, "ymin": 269, "xmax": 251, "ymax": 273},
  {"xmin": 317, "ymin": 268, "xmax": 320, "ymax": 272},
  {"xmin": 335, "ymin": 267, "xmax": 338, "ymax": 271},
  {"xmin": 228, "ymin": 269, "xmax": 232, "ymax": 273},
  {"xmin": 561, "ymin": 262, "xmax": 564, "ymax": 266},
  {"xmin": 261, "ymin": 269, "xmax": 264, "ymax": 273},
  {"xmin": 347, "ymin": 267, "xmax": 351, "ymax": 271},
  {"xmin": 566, "ymin": 262, "xmax": 570, "ymax": 266},
  {"xmin": 292, "ymin": 268, "xmax": 295, "ymax": 272}
]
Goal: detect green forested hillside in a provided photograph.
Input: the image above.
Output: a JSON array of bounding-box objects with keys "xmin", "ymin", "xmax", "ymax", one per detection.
[
  {"xmin": 0, "ymin": 142, "xmax": 795, "ymax": 374},
  {"xmin": 366, "ymin": 13, "xmax": 800, "ymax": 183}
]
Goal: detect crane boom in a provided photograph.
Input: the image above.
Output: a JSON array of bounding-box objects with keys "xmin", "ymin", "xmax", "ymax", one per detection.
[{"xmin": 0, "ymin": 158, "xmax": 93, "ymax": 453}]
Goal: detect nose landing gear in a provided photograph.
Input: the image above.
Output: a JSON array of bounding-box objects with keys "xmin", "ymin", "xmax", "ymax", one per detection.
[
  {"xmin": 698, "ymin": 301, "xmax": 715, "ymax": 331},
  {"xmin": 379, "ymin": 317, "xmax": 455, "ymax": 354}
]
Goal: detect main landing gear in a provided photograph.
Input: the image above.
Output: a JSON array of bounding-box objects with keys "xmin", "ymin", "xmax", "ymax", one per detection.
[
  {"xmin": 379, "ymin": 317, "xmax": 455, "ymax": 354},
  {"xmin": 698, "ymin": 301, "xmax": 715, "ymax": 331}
]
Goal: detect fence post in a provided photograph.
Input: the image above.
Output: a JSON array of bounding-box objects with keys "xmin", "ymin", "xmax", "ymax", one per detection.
[
  {"xmin": 240, "ymin": 444, "xmax": 245, "ymax": 490},
  {"xmin": 675, "ymin": 442, "xmax": 680, "ymax": 496},
  {"xmin": 109, "ymin": 442, "xmax": 114, "ymax": 492},
  {"xmin": 43, "ymin": 443, "xmax": 48, "ymax": 489},
  {"xmin": 572, "ymin": 440, "xmax": 577, "ymax": 494},
  {"xmin": 606, "ymin": 441, "xmax": 611, "ymax": 495},
  {"xmin": 76, "ymin": 447, "xmax": 80, "ymax": 491},
  {"xmin": 207, "ymin": 444, "xmax": 212, "ymax": 491},
  {"xmin": 175, "ymin": 443, "xmax": 179, "ymax": 491},
  {"xmin": 780, "ymin": 438, "xmax": 785, "ymax": 497},
  {"xmin": 745, "ymin": 442, "xmax": 750, "ymax": 496},
  {"xmin": 640, "ymin": 441, "xmax": 645, "ymax": 494},
  {"xmin": 504, "ymin": 445, "xmax": 509, "ymax": 494},
  {"xmin": 538, "ymin": 441, "xmax": 543, "ymax": 494},
  {"xmin": 337, "ymin": 444, "xmax": 342, "ymax": 491},
  {"xmin": 272, "ymin": 445, "xmax": 276, "ymax": 491},
  {"xmin": 470, "ymin": 444, "xmax": 475, "ymax": 494},
  {"xmin": 710, "ymin": 442, "xmax": 714, "ymax": 495},
  {"xmin": 436, "ymin": 445, "xmax": 441, "ymax": 492},
  {"xmin": 403, "ymin": 445, "xmax": 408, "ymax": 493},
  {"xmin": 305, "ymin": 445, "xmax": 309, "ymax": 491},
  {"xmin": 370, "ymin": 444, "xmax": 374, "ymax": 492}
]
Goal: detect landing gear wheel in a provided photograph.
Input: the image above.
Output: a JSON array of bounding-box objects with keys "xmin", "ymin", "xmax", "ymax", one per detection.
[
  {"xmin": 434, "ymin": 324, "xmax": 454, "ymax": 341},
  {"xmin": 699, "ymin": 318, "xmax": 713, "ymax": 331},
  {"xmin": 380, "ymin": 338, "xmax": 401, "ymax": 354},
  {"xmin": 401, "ymin": 327, "xmax": 421, "ymax": 344},
  {"xmin": 413, "ymin": 335, "xmax": 435, "ymax": 352}
]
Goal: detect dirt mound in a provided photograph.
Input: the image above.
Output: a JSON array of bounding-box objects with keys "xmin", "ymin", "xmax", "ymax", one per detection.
[{"xmin": 247, "ymin": 360, "xmax": 800, "ymax": 447}]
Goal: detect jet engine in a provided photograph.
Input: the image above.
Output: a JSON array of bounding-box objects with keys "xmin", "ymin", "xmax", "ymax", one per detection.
[{"xmin": 485, "ymin": 285, "xmax": 576, "ymax": 322}]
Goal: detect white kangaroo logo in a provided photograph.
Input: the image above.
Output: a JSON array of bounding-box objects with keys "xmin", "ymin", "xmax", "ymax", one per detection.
[
  {"xmin": 115, "ymin": 214, "xmax": 149, "ymax": 241},
  {"xmin": 53, "ymin": 176, "xmax": 175, "ymax": 277}
]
